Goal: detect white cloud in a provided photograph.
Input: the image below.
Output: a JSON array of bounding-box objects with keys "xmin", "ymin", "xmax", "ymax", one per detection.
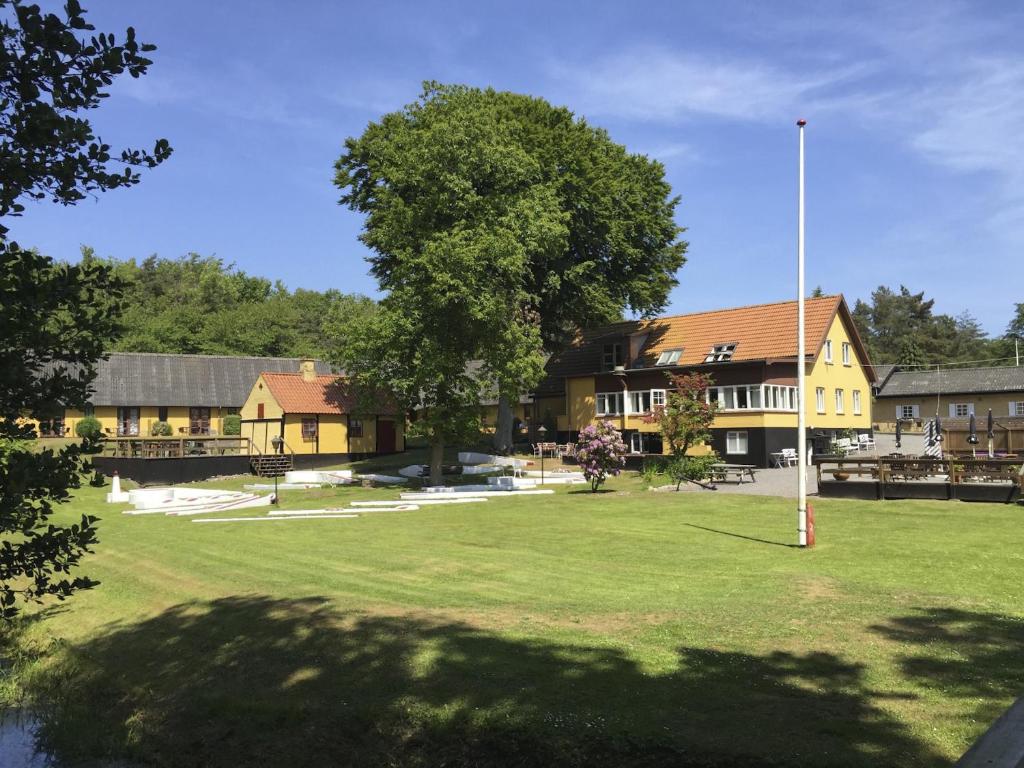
[{"xmin": 547, "ymin": 47, "xmax": 868, "ymax": 122}]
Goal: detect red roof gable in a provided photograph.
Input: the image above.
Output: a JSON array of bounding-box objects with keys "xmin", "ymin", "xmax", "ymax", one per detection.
[{"xmin": 260, "ymin": 373, "xmax": 397, "ymax": 415}]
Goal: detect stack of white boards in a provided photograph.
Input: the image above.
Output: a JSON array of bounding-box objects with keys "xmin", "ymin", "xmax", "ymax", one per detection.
[{"xmin": 121, "ymin": 487, "xmax": 273, "ymax": 516}]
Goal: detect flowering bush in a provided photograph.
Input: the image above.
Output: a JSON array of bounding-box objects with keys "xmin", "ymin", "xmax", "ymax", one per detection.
[{"xmin": 575, "ymin": 420, "xmax": 627, "ymax": 492}]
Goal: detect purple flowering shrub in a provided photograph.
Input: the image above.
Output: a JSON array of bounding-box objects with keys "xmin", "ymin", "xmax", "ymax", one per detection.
[{"xmin": 575, "ymin": 420, "xmax": 627, "ymax": 492}]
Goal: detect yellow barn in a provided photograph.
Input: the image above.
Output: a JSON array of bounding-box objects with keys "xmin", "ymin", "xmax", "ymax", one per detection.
[{"xmin": 240, "ymin": 360, "xmax": 404, "ymax": 459}]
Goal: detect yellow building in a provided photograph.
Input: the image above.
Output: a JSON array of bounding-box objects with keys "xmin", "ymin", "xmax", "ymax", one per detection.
[
  {"xmin": 240, "ymin": 361, "xmax": 404, "ymax": 457},
  {"xmin": 534, "ymin": 295, "xmax": 876, "ymax": 467},
  {"xmin": 874, "ymin": 366, "xmax": 1024, "ymax": 430},
  {"xmin": 35, "ymin": 352, "xmax": 333, "ymax": 438}
]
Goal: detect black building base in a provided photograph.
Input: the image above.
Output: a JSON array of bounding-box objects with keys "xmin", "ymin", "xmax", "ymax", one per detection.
[
  {"xmin": 93, "ymin": 450, "xmax": 404, "ymax": 485},
  {"xmin": 92, "ymin": 455, "xmax": 252, "ymax": 485}
]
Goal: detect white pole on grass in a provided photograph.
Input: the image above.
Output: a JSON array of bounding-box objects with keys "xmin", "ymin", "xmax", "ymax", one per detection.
[{"xmin": 796, "ymin": 119, "xmax": 808, "ymax": 548}]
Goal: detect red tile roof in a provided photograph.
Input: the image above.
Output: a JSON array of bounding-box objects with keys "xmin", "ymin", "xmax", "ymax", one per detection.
[
  {"xmin": 540, "ymin": 295, "xmax": 874, "ymax": 385},
  {"xmin": 260, "ymin": 373, "xmax": 398, "ymax": 415}
]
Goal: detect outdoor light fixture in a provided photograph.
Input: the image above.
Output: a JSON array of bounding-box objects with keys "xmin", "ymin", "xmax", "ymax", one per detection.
[
  {"xmin": 270, "ymin": 435, "xmax": 284, "ymax": 504},
  {"xmin": 537, "ymin": 424, "xmax": 547, "ymax": 485}
]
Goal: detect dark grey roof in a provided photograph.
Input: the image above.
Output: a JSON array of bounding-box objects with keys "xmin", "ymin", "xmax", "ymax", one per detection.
[
  {"xmin": 872, "ymin": 364, "xmax": 896, "ymax": 388},
  {"xmin": 876, "ymin": 366, "xmax": 1024, "ymax": 398},
  {"xmin": 86, "ymin": 353, "xmax": 332, "ymax": 407}
]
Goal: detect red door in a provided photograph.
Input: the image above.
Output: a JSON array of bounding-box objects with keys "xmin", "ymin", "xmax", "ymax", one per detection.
[{"xmin": 377, "ymin": 419, "xmax": 396, "ymax": 453}]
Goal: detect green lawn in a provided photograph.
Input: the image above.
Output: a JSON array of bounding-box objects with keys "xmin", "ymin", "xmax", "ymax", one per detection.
[{"xmin": 3, "ymin": 461, "xmax": 1023, "ymax": 767}]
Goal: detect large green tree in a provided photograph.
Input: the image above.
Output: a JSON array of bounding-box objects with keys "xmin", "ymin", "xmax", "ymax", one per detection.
[
  {"xmin": 334, "ymin": 83, "xmax": 686, "ymax": 477},
  {"xmin": 0, "ymin": 0, "xmax": 170, "ymax": 617}
]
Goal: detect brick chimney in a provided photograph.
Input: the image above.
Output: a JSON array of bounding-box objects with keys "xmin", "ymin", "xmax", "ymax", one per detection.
[{"xmin": 299, "ymin": 358, "xmax": 317, "ymax": 382}]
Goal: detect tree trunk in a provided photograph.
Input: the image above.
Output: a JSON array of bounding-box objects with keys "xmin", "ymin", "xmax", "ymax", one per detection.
[
  {"xmin": 493, "ymin": 395, "xmax": 514, "ymax": 455},
  {"xmin": 429, "ymin": 436, "xmax": 445, "ymax": 487}
]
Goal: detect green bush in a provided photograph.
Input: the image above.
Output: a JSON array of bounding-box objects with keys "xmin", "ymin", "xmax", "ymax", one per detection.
[
  {"xmin": 222, "ymin": 414, "xmax": 241, "ymax": 436},
  {"xmin": 666, "ymin": 452, "xmax": 720, "ymax": 490},
  {"xmin": 75, "ymin": 416, "xmax": 103, "ymax": 440},
  {"xmin": 150, "ymin": 420, "xmax": 172, "ymax": 436}
]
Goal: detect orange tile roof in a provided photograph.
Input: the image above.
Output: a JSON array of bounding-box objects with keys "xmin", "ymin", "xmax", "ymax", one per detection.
[
  {"xmin": 260, "ymin": 373, "xmax": 397, "ymax": 415},
  {"xmin": 541, "ymin": 295, "xmax": 874, "ymax": 385},
  {"xmin": 637, "ymin": 295, "xmax": 843, "ymax": 365}
]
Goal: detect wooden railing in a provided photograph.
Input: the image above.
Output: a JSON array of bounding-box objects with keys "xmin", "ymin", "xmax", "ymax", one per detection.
[
  {"xmin": 815, "ymin": 455, "xmax": 1024, "ymax": 487},
  {"xmin": 100, "ymin": 435, "xmax": 257, "ymax": 459}
]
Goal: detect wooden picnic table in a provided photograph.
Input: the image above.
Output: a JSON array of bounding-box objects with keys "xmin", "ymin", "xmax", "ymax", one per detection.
[{"xmin": 710, "ymin": 463, "xmax": 758, "ymax": 483}]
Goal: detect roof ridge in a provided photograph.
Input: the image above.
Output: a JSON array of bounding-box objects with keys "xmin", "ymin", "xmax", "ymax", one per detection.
[
  {"xmin": 893, "ymin": 365, "xmax": 1023, "ymax": 374},
  {"xmin": 631, "ymin": 294, "xmax": 841, "ymax": 326},
  {"xmin": 104, "ymin": 351, "xmax": 322, "ymax": 362}
]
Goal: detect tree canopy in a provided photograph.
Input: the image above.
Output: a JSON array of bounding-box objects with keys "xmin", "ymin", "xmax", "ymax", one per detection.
[
  {"xmin": 851, "ymin": 285, "xmax": 1006, "ymax": 367},
  {"xmin": 1, "ymin": 0, "xmax": 170, "ymax": 617},
  {"xmin": 334, "ymin": 83, "xmax": 686, "ymax": 481},
  {"xmin": 86, "ymin": 251, "xmax": 376, "ymax": 359}
]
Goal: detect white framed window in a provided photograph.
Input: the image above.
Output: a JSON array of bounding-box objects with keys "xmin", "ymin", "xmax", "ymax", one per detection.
[
  {"xmin": 630, "ymin": 432, "xmax": 643, "ymax": 453},
  {"xmin": 596, "ymin": 391, "xmax": 624, "ymax": 416},
  {"xmin": 655, "ymin": 349, "xmax": 682, "ymax": 366},
  {"xmin": 1012, "ymin": 401, "xmax": 1024, "ymax": 416},
  {"xmin": 898, "ymin": 405, "xmax": 919, "ymax": 421},
  {"xmin": 651, "ymin": 389, "xmax": 666, "ymax": 408},
  {"xmin": 704, "ymin": 343, "xmax": 736, "ymax": 363},
  {"xmin": 834, "ymin": 389, "xmax": 844, "ymax": 414},
  {"xmin": 726, "ymin": 431, "xmax": 748, "ymax": 455},
  {"xmin": 824, "ymin": 340, "xmax": 833, "ymax": 363},
  {"xmin": 949, "ymin": 402, "xmax": 974, "ymax": 418},
  {"xmin": 842, "ymin": 342, "xmax": 851, "ymax": 366},
  {"xmin": 705, "ymin": 384, "xmax": 796, "ymax": 412},
  {"xmin": 629, "ymin": 390, "xmax": 652, "ymax": 414},
  {"xmin": 852, "ymin": 390, "xmax": 862, "ymax": 415},
  {"xmin": 602, "ymin": 343, "xmax": 624, "ymax": 371},
  {"xmin": 816, "ymin": 387, "xmax": 826, "ymax": 414}
]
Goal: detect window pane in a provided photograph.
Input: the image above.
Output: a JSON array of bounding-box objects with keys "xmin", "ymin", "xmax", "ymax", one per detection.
[
  {"xmin": 736, "ymin": 387, "xmax": 748, "ymax": 409},
  {"xmin": 749, "ymin": 386, "xmax": 762, "ymax": 408},
  {"xmin": 723, "ymin": 387, "xmax": 736, "ymax": 409}
]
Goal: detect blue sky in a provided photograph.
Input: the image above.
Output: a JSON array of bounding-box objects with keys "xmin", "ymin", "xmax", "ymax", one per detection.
[{"xmin": 8, "ymin": 1, "xmax": 1023, "ymax": 335}]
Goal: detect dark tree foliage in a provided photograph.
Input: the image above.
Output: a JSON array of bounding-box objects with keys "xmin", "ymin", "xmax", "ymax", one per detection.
[
  {"xmin": 852, "ymin": 285, "xmax": 999, "ymax": 367},
  {"xmin": 0, "ymin": 0, "xmax": 170, "ymax": 618},
  {"xmin": 0, "ymin": 0, "xmax": 171, "ymax": 228},
  {"xmin": 90, "ymin": 251, "xmax": 377, "ymax": 359}
]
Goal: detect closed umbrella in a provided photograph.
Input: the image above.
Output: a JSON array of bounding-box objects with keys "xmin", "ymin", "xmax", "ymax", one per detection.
[
  {"xmin": 967, "ymin": 412, "xmax": 978, "ymax": 457},
  {"xmin": 895, "ymin": 419, "xmax": 902, "ymax": 452},
  {"xmin": 987, "ymin": 409, "xmax": 995, "ymax": 458},
  {"xmin": 934, "ymin": 414, "xmax": 943, "ymax": 459}
]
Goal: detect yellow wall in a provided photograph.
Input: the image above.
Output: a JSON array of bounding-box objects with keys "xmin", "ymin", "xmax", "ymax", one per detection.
[
  {"xmin": 567, "ymin": 378, "xmax": 596, "ymax": 430},
  {"xmin": 803, "ymin": 314, "xmax": 873, "ymax": 431},
  {"xmin": 53, "ymin": 405, "xmax": 234, "ymax": 437},
  {"xmin": 874, "ymin": 393, "xmax": 1024, "ymax": 429},
  {"xmin": 240, "ymin": 376, "xmax": 284, "ymax": 420}
]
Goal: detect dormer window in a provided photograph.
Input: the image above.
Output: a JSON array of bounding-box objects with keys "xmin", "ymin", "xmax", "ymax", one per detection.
[
  {"xmin": 704, "ymin": 343, "xmax": 736, "ymax": 363},
  {"xmin": 602, "ymin": 343, "xmax": 624, "ymax": 371},
  {"xmin": 655, "ymin": 349, "xmax": 683, "ymax": 366}
]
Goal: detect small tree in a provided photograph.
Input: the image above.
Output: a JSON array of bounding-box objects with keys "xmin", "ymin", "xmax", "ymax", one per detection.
[
  {"xmin": 74, "ymin": 416, "xmax": 103, "ymax": 440},
  {"xmin": 644, "ymin": 373, "xmax": 719, "ymax": 490},
  {"xmin": 222, "ymin": 414, "xmax": 241, "ymax": 436},
  {"xmin": 575, "ymin": 421, "xmax": 627, "ymax": 492}
]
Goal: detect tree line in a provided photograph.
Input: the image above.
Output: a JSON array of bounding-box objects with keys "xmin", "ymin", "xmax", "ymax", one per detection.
[
  {"xmin": 849, "ymin": 285, "xmax": 1022, "ymax": 368},
  {"xmin": 78, "ymin": 249, "xmax": 376, "ymax": 360}
]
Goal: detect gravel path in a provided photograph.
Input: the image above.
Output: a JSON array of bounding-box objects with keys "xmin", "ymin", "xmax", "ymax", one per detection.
[{"xmin": 655, "ymin": 466, "xmax": 818, "ymax": 498}]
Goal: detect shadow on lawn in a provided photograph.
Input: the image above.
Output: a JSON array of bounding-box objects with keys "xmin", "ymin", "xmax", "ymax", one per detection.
[
  {"xmin": 872, "ymin": 607, "xmax": 1024, "ymax": 726},
  {"xmin": 20, "ymin": 597, "xmax": 962, "ymax": 768}
]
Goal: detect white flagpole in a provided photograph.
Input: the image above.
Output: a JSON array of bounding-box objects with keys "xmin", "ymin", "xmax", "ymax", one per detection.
[{"xmin": 796, "ymin": 119, "xmax": 808, "ymax": 548}]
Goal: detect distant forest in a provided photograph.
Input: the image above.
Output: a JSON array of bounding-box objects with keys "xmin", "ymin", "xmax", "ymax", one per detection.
[
  {"xmin": 79, "ymin": 249, "xmax": 376, "ymax": 360},
  {"xmin": 849, "ymin": 285, "xmax": 1022, "ymax": 368},
  {"xmin": 72, "ymin": 251, "xmax": 1021, "ymax": 369}
]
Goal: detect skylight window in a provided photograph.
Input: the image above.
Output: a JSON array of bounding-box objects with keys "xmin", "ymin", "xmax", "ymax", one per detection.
[
  {"xmin": 655, "ymin": 349, "xmax": 682, "ymax": 366},
  {"xmin": 704, "ymin": 343, "xmax": 736, "ymax": 363}
]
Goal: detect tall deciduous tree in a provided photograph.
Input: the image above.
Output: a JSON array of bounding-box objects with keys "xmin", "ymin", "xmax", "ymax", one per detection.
[
  {"xmin": 0, "ymin": 0, "xmax": 170, "ymax": 617},
  {"xmin": 334, "ymin": 83, "xmax": 686, "ymax": 476}
]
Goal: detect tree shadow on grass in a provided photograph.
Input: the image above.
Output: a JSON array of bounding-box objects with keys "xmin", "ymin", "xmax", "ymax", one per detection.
[
  {"xmin": 871, "ymin": 607, "xmax": 1024, "ymax": 725},
  {"xmin": 24, "ymin": 596, "xmax": 950, "ymax": 768}
]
